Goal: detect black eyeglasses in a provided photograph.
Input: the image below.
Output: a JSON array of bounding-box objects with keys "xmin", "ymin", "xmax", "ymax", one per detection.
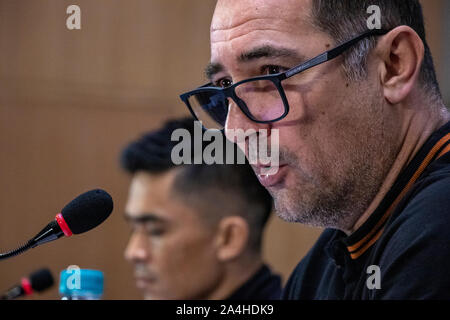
[{"xmin": 180, "ymin": 29, "xmax": 389, "ymax": 130}]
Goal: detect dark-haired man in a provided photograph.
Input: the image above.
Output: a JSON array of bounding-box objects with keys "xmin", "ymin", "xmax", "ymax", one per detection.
[
  {"xmin": 121, "ymin": 118, "xmax": 281, "ymax": 300},
  {"xmin": 180, "ymin": 0, "xmax": 450, "ymax": 299}
]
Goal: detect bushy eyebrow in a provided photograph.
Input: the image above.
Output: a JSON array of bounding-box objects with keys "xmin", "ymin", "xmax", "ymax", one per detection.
[
  {"xmin": 123, "ymin": 213, "xmax": 166, "ymax": 224},
  {"xmin": 204, "ymin": 62, "xmax": 224, "ymax": 81},
  {"xmin": 204, "ymin": 45, "xmax": 305, "ymax": 80},
  {"xmin": 238, "ymin": 45, "xmax": 302, "ymax": 63}
]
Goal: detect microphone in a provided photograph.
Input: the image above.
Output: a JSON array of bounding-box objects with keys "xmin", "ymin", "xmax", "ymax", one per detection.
[
  {"xmin": 1, "ymin": 268, "xmax": 54, "ymax": 300},
  {"xmin": 0, "ymin": 189, "xmax": 113, "ymax": 261}
]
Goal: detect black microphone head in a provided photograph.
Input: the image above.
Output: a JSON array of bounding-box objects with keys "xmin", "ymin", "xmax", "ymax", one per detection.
[
  {"xmin": 61, "ymin": 189, "xmax": 114, "ymax": 235},
  {"xmin": 29, "ymin": 268, "xmax": 54, "ymax": 292}
]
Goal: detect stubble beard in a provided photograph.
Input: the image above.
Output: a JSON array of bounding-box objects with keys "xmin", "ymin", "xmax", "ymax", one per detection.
[{"xmin": 271, "ymin": 92, "xmax": 399, "ymax": 232}]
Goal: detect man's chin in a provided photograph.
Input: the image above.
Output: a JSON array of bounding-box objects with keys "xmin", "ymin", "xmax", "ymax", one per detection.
[
  {"xmin": 143, "ymin": 292, "xmax": 164, "ymax": 300},
  {"xmin": 272, "ymin": 192, "xmax": 303, "ymax": 223},
  {"xmin": 272, "ymin": 187, "xmax": 322, "ymax": 225},
  {"xmin": 142, "ymin": 288, "xmax": 180, "ymax": 300}
]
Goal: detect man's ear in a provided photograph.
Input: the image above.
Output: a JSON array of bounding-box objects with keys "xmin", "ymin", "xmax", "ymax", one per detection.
[
  {"xmin": 375, "ymin": 26, "xmax": 425, "ymax": 104},
  {"xmin": 214, "ymin": 216, "xmax": 249, "ymax": 262}
]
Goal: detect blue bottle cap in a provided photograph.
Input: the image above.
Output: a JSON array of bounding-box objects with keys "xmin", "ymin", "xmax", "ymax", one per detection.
[{"xmin": 59, "ymin": 267, "xmax": 104, "ymax": 297}]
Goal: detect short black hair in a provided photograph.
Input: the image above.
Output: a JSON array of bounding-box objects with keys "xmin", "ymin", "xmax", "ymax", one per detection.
[
  {"xmin": 120, "ymin": 117, "xmax": 273, "ymax": 252},
  {"xmin": 311, "ymin": 0, "xmax": 441, "ymax": 102}
]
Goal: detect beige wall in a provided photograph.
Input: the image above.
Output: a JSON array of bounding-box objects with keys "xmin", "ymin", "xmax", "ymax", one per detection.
[{"xmin": 0, "ymin": 0, "xmax": 446, "ymax": 299}]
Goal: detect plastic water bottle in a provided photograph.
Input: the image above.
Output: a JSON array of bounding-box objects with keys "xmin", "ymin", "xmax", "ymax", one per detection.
[{"xmin": 59, "ymin": 267, "xmax": 104, "ymax": 300}]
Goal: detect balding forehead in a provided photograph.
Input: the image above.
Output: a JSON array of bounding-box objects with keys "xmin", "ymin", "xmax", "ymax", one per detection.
[{"xmin": 211, "ymin": 0, "xmax": 311, "ymax": 32}]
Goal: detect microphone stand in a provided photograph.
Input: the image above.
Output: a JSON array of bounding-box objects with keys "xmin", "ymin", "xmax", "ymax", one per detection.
[{"xmin": 0, "ymin": 221, "xmax": 64, "ymax": 261}]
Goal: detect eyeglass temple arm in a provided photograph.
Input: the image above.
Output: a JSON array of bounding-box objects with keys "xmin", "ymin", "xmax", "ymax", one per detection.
[
  {"xmin": 285, "ymin": 53, "xmax": 328, "ymax": 78},
  {"xmin": 328, "ymin": 29, "xmax": 389, "ymax": 59},
  {"xmin": 285, "ymin": 29, "xmax": 389, "ymax": 79}
]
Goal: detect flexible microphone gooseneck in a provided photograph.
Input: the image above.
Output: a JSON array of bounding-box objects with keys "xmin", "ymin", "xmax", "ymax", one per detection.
[
  {"xmin": 1, "ymin": 268, "xmax": 54, "ymax": 300},
  {"xmin": 0, "ymin": 189, "xmax": 113, "ymax": 261}
]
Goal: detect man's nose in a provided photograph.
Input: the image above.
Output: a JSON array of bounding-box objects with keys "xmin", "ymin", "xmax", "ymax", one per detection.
[
  {"xmin": 225, "ymin": 99, "xmax": 271, "ymax": 154},
  {"xmin": 124, "ymin": 231, "xmax": 150, "ymax": 263}
]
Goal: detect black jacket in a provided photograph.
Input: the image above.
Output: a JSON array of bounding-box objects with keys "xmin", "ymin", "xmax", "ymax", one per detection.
[
  {"xmin": 283, "ymin": 121, "xmax": 450, "ymax": 299},
  {"xmin": 228, "ymin": 264, "xmax": 282, "ymax": 300}
]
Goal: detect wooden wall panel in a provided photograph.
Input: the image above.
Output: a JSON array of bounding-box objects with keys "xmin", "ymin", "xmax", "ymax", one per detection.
[{"xmin": 0, "ymin": 0, "xmax": 215, "ymax": 300}]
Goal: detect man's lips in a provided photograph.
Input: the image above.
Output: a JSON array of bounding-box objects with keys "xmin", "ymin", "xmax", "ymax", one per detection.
[
  {"xmin": 134, "ymin": 270, "xmax": 156, "ymax": 287},
  {"xmin": 254, "ymin": 164, "xmax": 288, "ymax": 188},
  {"xmin": 135, "ymin": 276, "xmax": 156, "ymax": 289}
]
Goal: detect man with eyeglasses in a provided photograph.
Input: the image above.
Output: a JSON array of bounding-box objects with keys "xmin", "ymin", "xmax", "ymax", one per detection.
[{"xmin": 180, "ymin": 0, "xmax": 450, "ymax": 299}]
